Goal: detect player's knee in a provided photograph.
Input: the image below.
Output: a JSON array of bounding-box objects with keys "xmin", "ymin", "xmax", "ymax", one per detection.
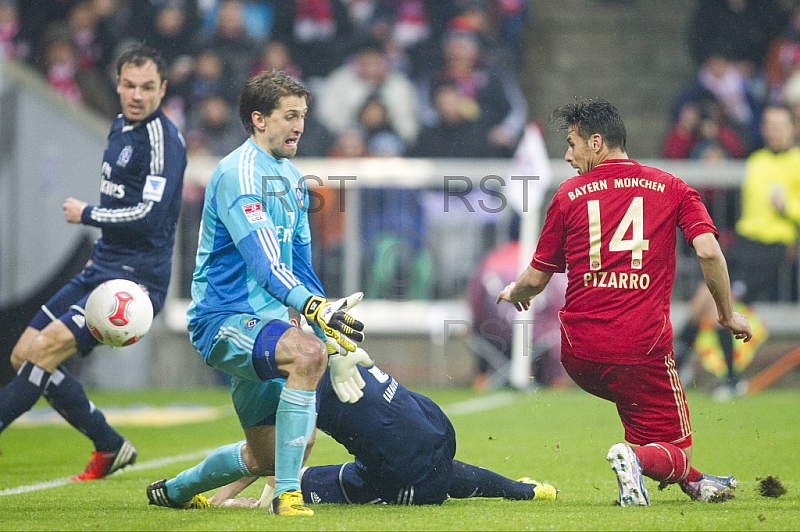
[
  {"xmin": 10, "ymin": 343, "xmax": 27, "ymax": 371},
  {"xmin": 25, "ymin": 326, "xmax": 76, "ymax": 369},
  {"xmin": 281, "ymin": 328, "xmax": 326, "ymax": 378},
  {"xmin": 245, "ymin": 455, "xmax": 274, "ymax": 477},
  {"xmin": 241, "ymin": 443, "xmax": 274, "ymax": 477},
  {"xmin": 10, "ymin": 328, "xmax": 40, "ymax": 371}
]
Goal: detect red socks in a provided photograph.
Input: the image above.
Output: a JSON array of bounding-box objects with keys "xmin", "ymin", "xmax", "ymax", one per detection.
[
  {"xmin": 633, "ymin": 443, "xmax": 690, "ymax": 484},
  {"xmin": 685, "ymin": 467, "xmax": 702, "ymax": 483}
]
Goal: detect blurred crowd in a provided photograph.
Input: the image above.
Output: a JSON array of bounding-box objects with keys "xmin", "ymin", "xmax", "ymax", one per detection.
[
  {"xmin": 664, "ymin": 0, "xmax": 800, "ymax": 160},
  {"xmin": 664, "ymin": 0, "xmax": 800, "ymax": 303},
  {"xmin": 0, "ymin": 0, "xmax": 529, "ymax": 159}
]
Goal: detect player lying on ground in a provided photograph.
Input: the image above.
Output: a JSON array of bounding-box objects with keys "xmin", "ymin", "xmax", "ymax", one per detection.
[{"xmin": 149, "ymin": 320, "xmax": 557, "ymax": 507}]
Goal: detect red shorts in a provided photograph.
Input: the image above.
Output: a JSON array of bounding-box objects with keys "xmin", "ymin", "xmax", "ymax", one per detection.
[{"xmin": 561, "ymin": 351, "xmax": 692, "ymax": 448}]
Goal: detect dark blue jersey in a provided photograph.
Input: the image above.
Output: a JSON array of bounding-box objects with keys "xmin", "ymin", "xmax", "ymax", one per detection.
[
  {"xmin": 80, "ymin": 108, "xmax": 186, "ymax": 293},
  {"xmin": 316, "ymin": 365, "xmax": 455, "ymax": 486}
]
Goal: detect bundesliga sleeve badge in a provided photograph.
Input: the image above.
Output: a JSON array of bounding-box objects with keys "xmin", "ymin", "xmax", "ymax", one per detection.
[{"xmin": 243, "ymin": 202, "xmax": 266, "ymax": 223}]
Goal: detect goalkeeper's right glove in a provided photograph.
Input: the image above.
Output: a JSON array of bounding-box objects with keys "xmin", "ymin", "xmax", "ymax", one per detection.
[
  {"xmin": 303, "ymin": 293, "xmax": 365, "ymax": 352},
  {"xmin": 326, "ymin": 338, "xmax": 375, "ymax": 404}
]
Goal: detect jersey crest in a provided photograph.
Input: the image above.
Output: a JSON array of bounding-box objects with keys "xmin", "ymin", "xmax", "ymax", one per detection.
[
  {"xmin": 294, "ymin": 184, "xmax": 304, "ymax": 209},
  {"xmin": 116, "ymin": 145, "xmax": 133, "ymax": 167}
]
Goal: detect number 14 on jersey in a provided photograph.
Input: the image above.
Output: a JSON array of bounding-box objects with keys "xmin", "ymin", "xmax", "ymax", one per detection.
[{"xmin": 587, "ymin": 197, "xmax": 649, "ymax": 271}]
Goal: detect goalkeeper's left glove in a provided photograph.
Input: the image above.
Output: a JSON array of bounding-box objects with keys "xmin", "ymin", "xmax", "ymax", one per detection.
[
  {"xmin": 326, "ymin": 338, "xmax": 375, "ymax": 404},
  {"xmin": 303, "ymin": 293, "xmax": 365, "ymax": 352}
]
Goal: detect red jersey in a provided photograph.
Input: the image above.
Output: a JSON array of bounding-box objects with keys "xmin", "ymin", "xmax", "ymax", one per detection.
[{"xmin": 533, "ymin": 159, "xmax": 717, "ymax": 364}]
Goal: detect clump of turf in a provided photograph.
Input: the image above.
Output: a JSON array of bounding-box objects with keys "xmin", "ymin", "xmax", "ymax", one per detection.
[{"xmin": 757, "ymin": 476, "xmax": 787, "ymax": 498}]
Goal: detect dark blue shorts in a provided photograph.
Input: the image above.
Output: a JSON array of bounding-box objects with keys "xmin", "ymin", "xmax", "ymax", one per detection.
[
  {"xmin": 28, "ymin": 262, "xmax": 165, "ymax": 356},
  {"xmin": 301, "ymin": 425, "xmax": 455, "ymax": 506}
]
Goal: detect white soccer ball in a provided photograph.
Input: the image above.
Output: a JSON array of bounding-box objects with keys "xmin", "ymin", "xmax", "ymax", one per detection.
[{"xmin": 84, "ymin": 279, "xmax": 154, "ymax": 347}]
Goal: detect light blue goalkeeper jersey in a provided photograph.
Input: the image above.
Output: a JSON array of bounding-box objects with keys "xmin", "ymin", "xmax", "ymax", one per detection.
[{"xmin": 187, "ymin": 138, "xmax": 324, "ymax": 358}]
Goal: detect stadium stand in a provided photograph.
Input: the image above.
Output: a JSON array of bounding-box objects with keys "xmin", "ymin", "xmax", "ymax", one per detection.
[{"xmin": 1, "ymin": 0, "xmax": 799, "ymax": 390}]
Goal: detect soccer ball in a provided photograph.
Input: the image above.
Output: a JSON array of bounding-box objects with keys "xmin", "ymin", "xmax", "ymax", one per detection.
[{"xmin": 84, "ymin": 279, "xmax": 154, "ymax": 347}]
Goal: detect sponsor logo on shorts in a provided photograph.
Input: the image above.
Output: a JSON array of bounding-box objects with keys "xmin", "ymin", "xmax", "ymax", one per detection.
[
  {"xmin": 310, "ymin": 492, "xmax": 321, "ymax": 504},
  {"xmin": 244, "ymin": 318, "xmax": 260, "ymax": 330}
]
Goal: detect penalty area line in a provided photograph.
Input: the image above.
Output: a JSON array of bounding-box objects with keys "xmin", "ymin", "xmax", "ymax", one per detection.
[
  {"xmin": 442, "ymin": 391, "xmax": 520, "ymax": 417},
  {"xmin": 0, "ymin": 448, "xmax": 216, "ymax": 497}
]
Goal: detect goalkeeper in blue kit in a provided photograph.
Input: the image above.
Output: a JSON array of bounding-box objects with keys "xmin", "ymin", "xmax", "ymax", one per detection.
[{"xmin": 146, "ymin": 70, "xmax": 364, "ymax": 517}]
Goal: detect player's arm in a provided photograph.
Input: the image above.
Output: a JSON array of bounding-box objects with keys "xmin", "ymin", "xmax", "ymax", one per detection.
[
  {"xmin": 220, "ymin": 177, "xmax": 363, "ymax": 350},
  {"xmin": 496, "ymin": 266, "xmax": 553, "ymax": 312},
  {"xmin": 208, "ymin": 476, "xmax": 260, "ymax": 507},
  {"xmin": 78, "ymin": 126, "xmax": 186, "ymax": 232},
  {"xmin": 777, "ymin": 178, "xmax": 800, "ymax": 223},
  {"xmin": 692, "ymin": 232, "xmax": 752, "ymax": 342},
  {"xmin": 63, "ymin": 197, "xmax": 88, "ymax": 223},
  {"xmin": 288, "ymin": 179, "xmax": 365, "ymax": 349},
  {"xmin": 497, "ymin": 192, "xmax": 565, "ymax": 312},
  {"xmin": 290, "ymin": 196, "xmax": 327, "ymax": 342}
]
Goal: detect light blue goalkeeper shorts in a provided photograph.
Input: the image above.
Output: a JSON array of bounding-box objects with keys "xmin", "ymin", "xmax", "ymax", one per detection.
[{"xmin": 204, "ymin": 314, "xmax": 292, "ymax": 428}]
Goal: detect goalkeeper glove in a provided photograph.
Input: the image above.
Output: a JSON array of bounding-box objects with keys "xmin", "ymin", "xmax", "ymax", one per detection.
[
  {"xmin": 326, "ymin": 338, "xmax": 375, "ymax": 404},
  {"xmin": 303, "ymin": 293, "xmax": 365, "ymax": 352}
]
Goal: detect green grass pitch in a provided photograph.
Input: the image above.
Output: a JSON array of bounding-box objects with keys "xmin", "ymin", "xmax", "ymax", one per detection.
[{"xmin": 0, "ymin": 386, "xmax": 798, "ymax": 531}]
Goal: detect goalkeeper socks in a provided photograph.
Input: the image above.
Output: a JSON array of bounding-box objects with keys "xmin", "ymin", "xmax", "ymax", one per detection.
[
  {"xmin": 632, "ymin": 443, "xmax": 689, "ymax": 483},
  {"xmin": 274, "ymin": 387, "xmax": 316, "ymax": 497},
  {"xmin": 43, "ymin": 365, "xmax": 123, "ymax": 452},
  {"xmin": 0, "ymin": 361, "xmax": 51, "ymax": 432},
  {"xmin": 167, "ymin": 441, "xmax": 250, "ymax": 504},
  {"xmin": 448, "ymin": 460, "xmax": 535, "ymax": 500},
  {"xmin": 716, "ymin": 327, "xmax": 737, "ymax": 385}
]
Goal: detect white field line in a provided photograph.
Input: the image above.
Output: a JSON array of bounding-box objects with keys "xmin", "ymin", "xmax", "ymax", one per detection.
[
  {"xmin": 0, "ymin": 449, "xmax": 215, "ymax": 497},
  {"xmin": 441, "ymin": 391, "xmax": 519, "ymax": 417},
  {"xmin": 1, "ymin": 391, "xmax": 521, "ymax": 498}
]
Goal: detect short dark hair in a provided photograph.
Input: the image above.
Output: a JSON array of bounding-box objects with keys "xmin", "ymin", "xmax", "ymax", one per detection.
[
  {"xmin": 115, "ymin": 44, "xmax": 167, "ymax": 82},
  {"xmin": 239, "ymin": 69, "xmax": 311, "ymax": 135},
  {"xmin": 550, "ymin": 98, "xmax": 627, "ymax": 150}
]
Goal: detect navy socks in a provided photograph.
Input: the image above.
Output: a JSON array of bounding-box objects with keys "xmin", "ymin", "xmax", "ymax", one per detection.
[
  {"xmin": 44, "ymin": 365, "xmax": 123, "ymax": 452},
  {"xmin": 448, "ymin": 460, "xmax": 535, "ymax": 500},
  {"xmin": 0, "ymin": 361, "xmax": 50, "ymax": 432}
]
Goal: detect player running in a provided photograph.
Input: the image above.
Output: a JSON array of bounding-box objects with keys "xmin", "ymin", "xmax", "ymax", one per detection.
[
  {"xmin": 497, "ymin": 99, "xmax": 752, "ymax": 506},
  {"xmin": 0, "ymin": 44, "xmax": 185, "ymax": 481}
]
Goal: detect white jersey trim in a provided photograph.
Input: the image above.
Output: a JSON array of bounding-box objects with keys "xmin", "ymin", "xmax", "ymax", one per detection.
[
  {"xmin": 147, "ymin": 118, "xmax": 165, "ymax": 176},
  {"xmin": 256, "ymin": 227, "xmax": 300, "ymax": 290},
  {"xmin": 90, "ymin": 201, "xmax": 154, "ymax": 223}
]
